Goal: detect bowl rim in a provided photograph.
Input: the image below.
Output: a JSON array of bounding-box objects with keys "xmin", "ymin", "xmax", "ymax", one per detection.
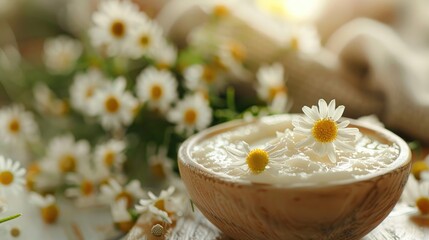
[{"xmin": 178, "ymin": 114, "xmax": 411, "ymax": 189}]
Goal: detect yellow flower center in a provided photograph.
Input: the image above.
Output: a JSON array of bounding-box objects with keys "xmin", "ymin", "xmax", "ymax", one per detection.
[
  {"xmin": 85, "ymin": 87, "xmax": 94, "ymax": 98},
  {"xmin": 105, "ymin": 96, "xmax": 120, "ymax": 113},
  {"xmin": 139, "ymin": 35, "xmax": 150, "ymax": 48},
  {"xmin": 268, "ymin": 86, "xmax": 287, "ymax": 101},
  {"xmin": 10, "ymin": 227, "xmax": 20, "ymax": 237},
  {"xmin": 154, "ymin": 199, "xmax": 166, "ymax": 211},
  {"xmin": 229, "ymin": 42, "xmax": 246, "ymax": 62},
  {"xmin": 416, "ymin": 197, "xmax": 429, "ymax": 215},
  {"xmin": 202, "ymin": 66, "xmax": 216, "ymax": 83},
  {"xmin": 103, "ymin": 150, "xmax": 116, "ymax": 167},
  {"xmin": 156, "ymin": 62, "xmax": 170, "ymax": 70},
  {"xmin": 290, "ymin": 36, "xmax": 299, "ymax": 50},
  {"xmin": 412, "ymin": 161, "xmax": 429, "ymax": 180},
  {"xmin": 117, "ymin": 221, "xmax": 134, "ymax": 233},
  {"xmin": 151, "ymin": 162, "xmax": 166, "ymax": 179},
  {"xmin": 59, "ymin": 154, "xmax": 76, "ymax": 173},
  {"xmin": 213, "ymin": 4, "xmax": 229, "ymax": 17},
  {"xmin": 0, "ymin": 171, "xmax": 14, "ymax": 185},
  {"xmin": 116, "ymin": 191, "xmax": 134, "ymax": 209},
  {"xmin": 111, "ymin": 20, "xmax": 126, "ymax": 38},
  {"xmin": 184, "ymin": 109, "xmax": 197, "ymax": 125},
  {"xmin": 246, "ymin": 149, "xmax": 269, "ymax": 174},
  {"xmin": 26, "ymin": 163, "xmax": 41, "ymax": 191},
  {"xmin": 80, "ymin": 180, "xmax": 94, "ymax": 196},
  {"xmin": 150, "ymin": 85, "xmax": 163, "ymax": 100},
  {"xmin": 8, "ymin": 118, "xmax": 20, "ymax": 134},
  {"xmin": 312, "ymin": 118, "xmax": 338, "ymax": 143},
  {"xmin": 41, "ymin": 204, "xmax": 59, "ymax": 224}
]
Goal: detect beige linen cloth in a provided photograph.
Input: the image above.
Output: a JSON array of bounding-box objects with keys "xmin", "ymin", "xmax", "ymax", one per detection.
[{"xmin": 156, "ymin": 1, "xmax": 429, "ymax": 143}]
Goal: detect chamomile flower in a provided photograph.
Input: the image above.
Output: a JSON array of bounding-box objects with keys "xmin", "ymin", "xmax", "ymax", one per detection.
[
  {"xmin": 126, "ymin": 18, "xmax": 164, "ymax": 59},
  {"xmin": 402, "ymin": 175, "xmax": 429, "ymax": 215},
  {"xmin": 0, "ymin": 105, "xmax": 38, "ymax": 144},
  {"xmin": 136, "ymin": 67, "xmax": 178, "ymax": 113},
  {"xmin": 167, "ymin": 94, "xmax": 212, "ymax": 136},
  {"xmin": 94, "ymin": 139, "xmax": 127, "ymax": 170},
  {"xmin": 90, "ymin": 0, "xmax": 143, "ymax": 57},
  {"xmin": 70, "ymin": 69, "xmax": 107, "ymax": 115},
  {"xmin": 111, "ymin": 198, "xmax": 134, "ymax": 233},
  {"xmin": 100, "ymin": 179, "xmax": 145, "ymax": 208},
  {"xmin": 90, "ymin": 77, "xmax": 138, "ymax": 130},
  {"xmin": 292, "ymin": 99, "xmax": 359, "ymax": 163},
  {"xmin": 288, "ymin": 25, "xmax": 320, "ymax": 54},
  {"xmin": 225, "ymin": 141, "xmax": 287, "ymax": 174},
  {"xmin": 184, "ymin": 64, "xmax": 223, "ymax": 93},
  {"xmin": 29, "ymin": 192, "xmax": 59, "ymax": 224},
  {"xmin": 0, "ymin": 156, "xmax": 26, "ymax": 195},
  {"xmin": 65, "ymin": 163, "xmax": 108, "ymax": 207},
  {"xmin": 256, "ymin": 63, "xmax": 287, "ymax": 102},
  {"xmin": 217, "ymin": 40, "xmax": 247, "ymax": 77},
  {"xmin": 147, "ymin": 145, "xmax": 174, "ymax": 180},
  {"xmin": 43, "ymin": 36, "xmax": 82, "ymax": 74},
  {"xmin": 151, "ymin": 41, "xmax": 177, "ymax": 69},
  {"xmin": 43, "ymin": 134, "xmax": 90, "ymax": 174},
  {"xmin": 414, "ymin": 155, "xmax": 429, "ymax": 181},
  {"xmin": 135, "ymin": 186, "xmax": 174, "ymax": 224}
]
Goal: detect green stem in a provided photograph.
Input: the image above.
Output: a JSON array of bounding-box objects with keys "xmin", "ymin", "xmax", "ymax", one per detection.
[{"xmin": 0, "ymin": 214, "xmax": 21, "ymax": 224}]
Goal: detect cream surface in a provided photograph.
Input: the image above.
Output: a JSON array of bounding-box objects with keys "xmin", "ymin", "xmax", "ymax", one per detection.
[{"xmin": 190, "ymin": 115, "xmax": 400, "ymax": 185}]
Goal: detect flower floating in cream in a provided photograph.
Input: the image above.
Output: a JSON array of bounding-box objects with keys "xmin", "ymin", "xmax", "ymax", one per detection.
[
  {"xmin": 292, "ymin": 99, "xmax": 359, "ymax": 163},
  {"xmin": 225, "ymin": 141, "xmax": 287, "ymax": 174}
]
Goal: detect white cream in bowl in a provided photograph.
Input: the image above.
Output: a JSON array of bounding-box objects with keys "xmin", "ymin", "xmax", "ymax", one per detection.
[{"xmin": 190, "ymin": 115, "xmax": 400, "ymax": 186}]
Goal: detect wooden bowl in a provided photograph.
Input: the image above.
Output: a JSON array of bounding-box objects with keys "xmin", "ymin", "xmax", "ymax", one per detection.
[{"xmin": 178, "ymin": 115, "xmax": 411, "ymax": 240}]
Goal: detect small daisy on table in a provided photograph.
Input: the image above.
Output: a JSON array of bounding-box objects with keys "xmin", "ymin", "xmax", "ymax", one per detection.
[
  {"xmin": 135, "ymin": 186, "xmax": 175, "ymax": 224},
  {"xmin": 136, "ymin": 67, "xmax": 178, "ymax": 114},
  {"xmin": 43, "ymin": 36, "xmax": 82, "ymax": 74},
  {"xmin": 89, "ymin": 0, "xmax": 142, "ymax": 57},
  {"xmin": 70, "ymin": 68, "xmax": 107, "ymax": 115},
  {"xmin": 225, "ymin": 141, "xmax": 287, "ymax": 174},
  {"xmin": 111, "ymin": 198, "xmax": 135, "ymax": 233},
  {"xmin": 41, "ymin": 134, "xmax": 90, "ymax": 174},
  {"xmin": 29, "ymin": 192, "xmax": 60, "ymax": 224},
  {"xmin": 167, "ymin": 93, "xmax": 212, "ymax": 136},
  {"xmin": 94, "ymin": 139, "xmax": 127, "ymax": 171},
  {"xmin": 100, "ymin": 179, "xmax": 145, "ymax": 208},
  {"xmin": 0, "ymin": 105, "xmax": 38, "ymax": 144},
  {"xmin": 0, "ymin": 156, "xmax": 26, "ymax": 195},
  {"xmin": 90, "ymin": 76, "xmax": 138, "ymax": 130},
  {"xmin": 292, "ymin": 99, "xmax": 359, "ymax": 163},
  {"xmin": 402, "ymin": 175, "xmax": 429, "ymax": 215}
]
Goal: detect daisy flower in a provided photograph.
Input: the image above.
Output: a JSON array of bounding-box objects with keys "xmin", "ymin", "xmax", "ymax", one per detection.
[
  {"xmin": 217, "ymin": 40, "xmax": 247, "ymax": 77},
  {"xmin": 65, "ymin": 163, "xmax": 108, "ymax": 207},
  {"xmin": 126, "ymin": 17, "xmax": 164, "ymax": 59},
  {"xmin": 225, "ymin": 141, "xmax": 287, "ymax": 174},
  {"xmin": 256, "ymin": 63, "xmax": 287, "ymax": 102},
  {"xmin": 100, "ymin": 179, "xmax": 145, "ymax": 208},
  {"xmin": 413, "ymin": 155, "xmax": 429, "ymax": 181},
  {"xmin": 135, "ymin": 186, "xmax": 174, "ymax": 224},
  {"xmin": 292, "ymin": 99, "xmax": 359, "ymax": 163},
  {"xmin": 94, "ymin": 139, "xmax": 127, "ymax": 170},
  {"xmin": 288, "ymin": 25, "xmax": 320, "ymax": 54},
  {"xmin": 0, "ymin": 156, "xmax": 26, "ymax": 195},
  {"xmin": 184, "ymin": 64, "xmax": 223, "ymax": 93},
  {"xmin": 43, "ymin": 134, "xmax": 90, "ymax": 174},
  {"xmin": 43, "ymin": 36, "xmax": 82, "ymax": 74},
  {"xmin": 167, "ymin": 93, "xmax": 212, "ymax": 136},
  {"xmin": 0, "ymin": 105, "xmax": 38, "ymax": 144},
  {"xmin": 111, "ymin": 198, "xmax": 134, "ymax": 233},
  {"xmin": 29, "ymin": 192, "xmax": 60, "ymax": 224},
  {"xmin": 402, "ymin": 175, "xmax": 429, "ymax": 215},
  {"xmin": 150, "ymin": 40, "xmax": 177, "ymax": 69},
  {"xmin": 90, "ymin": 76, "xmax": 138, "ymax": 130},
  {"xmin": 89, "ymin": 0, "xmax": 143, "ymax": 57},
  {"xmin": 136, "ymin": 67, "xmax": 178, "ymax": 113},
  {"xmin": 70, "ymin": 68, "xmax": 107, "ymax": 115},
  {"xmin": 147, "ymin": 145, "xmax": 174, "ymax": 181}
]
